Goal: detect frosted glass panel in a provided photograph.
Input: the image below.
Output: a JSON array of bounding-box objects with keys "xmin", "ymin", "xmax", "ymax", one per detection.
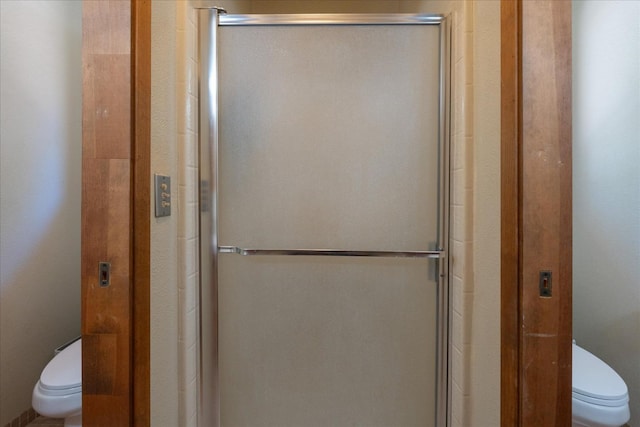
[
  {"xmin": 219, "ymin": 25, "xmax": 441, "ymax": 250},
  {"xmin": 216, "ymin": 21, "xmax": 443, "ymax": 427},
  {"xmin": 219, "ymin": 256, "xmax": 437, "ymax": 426}
]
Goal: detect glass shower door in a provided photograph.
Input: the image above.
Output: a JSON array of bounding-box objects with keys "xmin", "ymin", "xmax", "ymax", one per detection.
[{"xmin": 200, "ymin": 12, "xmax": 449, "ymax": 427}]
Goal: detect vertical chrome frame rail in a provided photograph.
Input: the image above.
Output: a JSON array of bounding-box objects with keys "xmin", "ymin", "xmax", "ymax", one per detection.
[
  {"xmin": 197, "ymin": 7, "xmax": 225, "ymax": 427},
  {"xmin": 437, "ymin": 17, "xmax": 452, "ymax": 427},
  {"xmin": 199, "ymin": 12, "xmax": 451, "ymax": 427}
]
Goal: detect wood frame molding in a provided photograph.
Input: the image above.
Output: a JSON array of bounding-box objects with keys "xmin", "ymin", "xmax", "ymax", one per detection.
[
  {"xmin": 501, "ymin": 1, "xmax": 573, "ymax": 425},
  {"xmin": 501, "ymin": 0, "xmax": 521, "ymax": 424},
  {"xmin": 132, "ymin": 0, "xmax": 151, "ymax": 425},
  {"xmin": 82, "ymin": 0, "xmax": 150, "ymax": 424}
]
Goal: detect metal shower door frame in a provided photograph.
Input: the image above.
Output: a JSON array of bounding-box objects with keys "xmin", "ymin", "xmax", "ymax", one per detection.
[{"xmin": 198, "ymin": 9, "xmax": 451, "ymax": 427}]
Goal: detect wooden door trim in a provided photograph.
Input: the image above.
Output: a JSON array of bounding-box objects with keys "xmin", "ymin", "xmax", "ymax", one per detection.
[
  {"xmin": 82, "ymin": 0, "xmax": 150, "ymax": 425},
  {"xmin": 132, "ymin": 0, "xmax": 151, "ymax": 425},
  {"xmin": 501, "ymin": 1, "xmax": 572, "ymax": 425},
  {"xmin": 500, "ymin": 0, "xmax": 521, "ymax": 424}
]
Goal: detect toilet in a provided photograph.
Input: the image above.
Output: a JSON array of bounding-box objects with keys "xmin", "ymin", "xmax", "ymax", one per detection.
[
  {"xmin": 573, "ymin": 342, "xmax": 630, "ymax": 427},
  {"xmin": 32, "ymin": 339, "xmax": 82, "ymax": 426}
]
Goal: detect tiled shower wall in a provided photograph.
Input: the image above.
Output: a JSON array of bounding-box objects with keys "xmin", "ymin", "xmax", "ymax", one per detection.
[
  {"xmin": 176, "ymin": 4, "xmax": 201, "ymax": 426},
  {"xmin": 449, "ymin": 2, "xmax": 474, "ymax": 427},
  {"xmin": 175, "ymin": 1, "xmax": 474, "ymax": 425}
]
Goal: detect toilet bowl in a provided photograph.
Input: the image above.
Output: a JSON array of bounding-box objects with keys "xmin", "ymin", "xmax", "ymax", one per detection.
[
  {"xmin": 573, "ymin": 343, "xmax": 630, "ymax": 427},
  {"xmin": 32, "ymin": 339, "xmax": 82, "ymax": 427}
]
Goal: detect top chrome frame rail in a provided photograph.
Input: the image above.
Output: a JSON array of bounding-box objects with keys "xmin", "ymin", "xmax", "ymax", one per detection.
[{"xmin": 219, "ymin": 13, "xmax": 445, "ymax": 26}]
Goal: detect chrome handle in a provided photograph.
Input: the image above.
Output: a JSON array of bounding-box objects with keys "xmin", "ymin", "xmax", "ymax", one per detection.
[{"xmin": 218, "ymin": 245, "xmax": 444, "ymax": 259}]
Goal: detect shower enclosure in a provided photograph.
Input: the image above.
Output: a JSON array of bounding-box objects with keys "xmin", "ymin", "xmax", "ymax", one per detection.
[{"xmin": 198, "ymin": 9, "xmax": 450, "ymax": 427}]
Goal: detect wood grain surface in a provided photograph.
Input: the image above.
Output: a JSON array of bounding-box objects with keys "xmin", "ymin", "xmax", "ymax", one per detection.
[{"xmin": 502, "ymin": 0, "xmax": 573, "ymax": 425}]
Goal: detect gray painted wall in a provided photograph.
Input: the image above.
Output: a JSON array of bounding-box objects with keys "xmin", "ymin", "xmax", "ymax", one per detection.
[
  {"xmin": 573, "ymin": 1, "xmax": 640, "ymax": 424},
  {"xmin": 0, "ymin": 1, "xmax": 82, "ymax": 424}
]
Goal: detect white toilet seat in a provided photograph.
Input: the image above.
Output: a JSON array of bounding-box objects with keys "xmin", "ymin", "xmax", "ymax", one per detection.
[
  {"xmin": 572, "ymin": 343, "xmax": 630, "ymax": 427},
  {"xmin": 572, "ymin": 344, "xmax": 628, "ymax": 401},
  {"xmin": 573, "ymin": 389, "xmax": 628, "ymax": 408},
  {"xmin": 32, "ymin": 339, "xmax": 82, "ymax": 421},
  {"xmin": 40, "ymin": 339, "xmax": 82, "ymax": 390},
  {"xmin": 36, "ymin": 381, "xmax": 81, "ymax": 397}
]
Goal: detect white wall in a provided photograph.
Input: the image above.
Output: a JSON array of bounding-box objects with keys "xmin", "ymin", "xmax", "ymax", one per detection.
[
  {"xmin": 470, "ymin": 1, "xmax": 501, "ymax": 425},
  {"xmin": 0, "ymin": 1, "xmax": 82, "ymax": 424},
  {"xmin": 151, "ymin": 1, "xmax": 180, "ymax": 425},
  {"xmin": 573, "ymin": 2, "xmax": 640, "ymax": 424}
]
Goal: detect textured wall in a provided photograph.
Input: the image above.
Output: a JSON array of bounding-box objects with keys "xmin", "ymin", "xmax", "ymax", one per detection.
[
  {"xmin": 470, "ymin": 1, "xmax": 501, "ymax": 425},
  {"xmin": 573, "ymin": 2, "xmax": 640, "ymax": 424},
  {"xmin": 0, "ymin": 1, "xmax": 82, "ymax": 424},
  {"xmin": 150, "ymin": 1, "xmax": 180, "ymax": 425}
]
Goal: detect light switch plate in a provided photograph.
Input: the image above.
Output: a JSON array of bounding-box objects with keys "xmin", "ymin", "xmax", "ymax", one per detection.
[{"xmin": 154, "ymin": 174, "xmax": 171, "ymax": 217}]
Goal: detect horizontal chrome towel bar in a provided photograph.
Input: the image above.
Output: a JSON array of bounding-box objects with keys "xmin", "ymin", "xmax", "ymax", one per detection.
[{"xmin": 218, "ymin": 246, "xmax": 445, "ymax": 259}]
